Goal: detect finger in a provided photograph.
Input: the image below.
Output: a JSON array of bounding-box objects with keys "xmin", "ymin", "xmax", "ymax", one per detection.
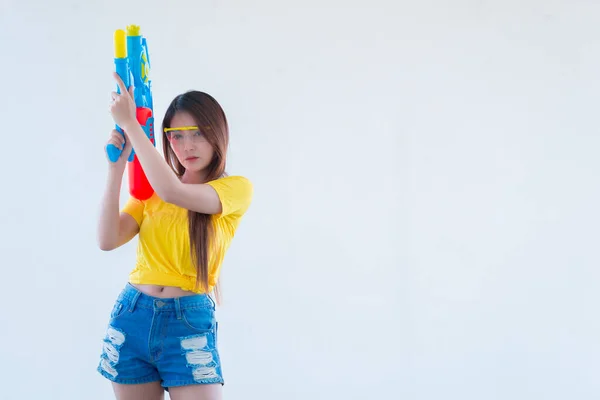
[
  {"xmin": 109, "ymin": 131, "xmax": 124, "ymax": 143},
  {"xmin": 112, "ymin": 134, "xmax": 125, "ymax": 146},
  {"xmin": 123, "ymin": 136, "xmax": 133, "ymax": 152},
  {"xmin": 109, "ymin": 129, "xmax": 125, "ymax": 144},
  {"xmin": 110, "ymin": 91, "xmax": 118, "ymax": 100},
  {"xmin": 113, "ymin": 71, "xmax": 128, "ymax": 95},
  {"xmin": 129, "ymin": 85, "xmax": 134, "ymax": 97},
  {"xmin": 108, "ymin": 138, "xmax": 124, "ymax": 150}
]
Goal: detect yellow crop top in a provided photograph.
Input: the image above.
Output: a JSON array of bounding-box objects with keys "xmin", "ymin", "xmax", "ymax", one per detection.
[{"xmin": 121, "ymin": 175, "xmax": 253, "ymax": 294}]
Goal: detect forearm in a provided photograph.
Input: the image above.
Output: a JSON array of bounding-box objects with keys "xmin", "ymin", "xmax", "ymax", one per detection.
[
  {"xmin": 122, "ymin": 120, "xmax": 180, "ymax": 200},
  {"xmin": 97, "ymin": 169, "xmax": 124, "ymax": 250}
]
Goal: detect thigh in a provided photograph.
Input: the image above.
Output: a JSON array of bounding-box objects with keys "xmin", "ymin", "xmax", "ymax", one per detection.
[
  {"xmin": 168, "ymin": 384, "xmax": 222, "ymax": 400},
  {"xmin": 112, "ymin": 381, "xmax": 165, "ymax": 400}
]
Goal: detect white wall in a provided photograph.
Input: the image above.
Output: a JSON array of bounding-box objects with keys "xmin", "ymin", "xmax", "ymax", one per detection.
[{"xmin": 0, "ymin": 0, "xmax": 598, "ymax": 399}]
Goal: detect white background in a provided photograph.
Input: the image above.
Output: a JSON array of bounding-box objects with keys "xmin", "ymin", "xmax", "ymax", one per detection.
[{"xmin": 1, "ymin": 0, "xmax": 599, "ymax": 399}]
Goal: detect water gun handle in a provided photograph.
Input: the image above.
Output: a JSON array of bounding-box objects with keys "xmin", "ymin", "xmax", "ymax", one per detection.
[
  {"xmin": 106, "ymin": 129, "xmax": 134, "ymax": 162},
  {"xmin": 106, "ymin": 130, "xmax": 134, "ymax": 163},
  {"xmin": 106, "ymin": 32, "xmax": 134, "ymax": 163}
]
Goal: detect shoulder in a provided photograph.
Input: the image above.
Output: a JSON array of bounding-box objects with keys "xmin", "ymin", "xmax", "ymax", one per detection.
[
  {"xmin": 130, "ymin": 192, "xmax": 161, "ymax": 207},
  {"xmin": 206, "ymin": 175, "xmax": 253, "ymax": 194},
  {"xmin": 208, "ymin": 174, "xmax": 252, "ymax": 185},
  {"xmin": 205, "ymin": 175, "xmax": 253, "ymax": 218}
]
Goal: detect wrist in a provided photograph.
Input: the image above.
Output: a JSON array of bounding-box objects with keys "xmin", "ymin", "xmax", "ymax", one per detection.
[{"xmin": 107, "ymin": 164, "xmax": 126, "ymax": 178}]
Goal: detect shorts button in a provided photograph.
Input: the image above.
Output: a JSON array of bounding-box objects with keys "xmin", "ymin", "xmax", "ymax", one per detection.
[{"xmin": 156, "ymin": 300, "xmax": 165, "ymax": 307}]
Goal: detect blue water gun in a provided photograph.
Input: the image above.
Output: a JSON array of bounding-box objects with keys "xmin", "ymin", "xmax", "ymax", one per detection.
[{"xmin": 106, "ymin": 25, "xmax": 156, "ymax": 200}]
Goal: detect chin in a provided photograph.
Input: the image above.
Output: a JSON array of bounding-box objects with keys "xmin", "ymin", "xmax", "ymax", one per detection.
[{"xmin": 181, "ymin": 160, "xmax": 206, "ymax": 172}]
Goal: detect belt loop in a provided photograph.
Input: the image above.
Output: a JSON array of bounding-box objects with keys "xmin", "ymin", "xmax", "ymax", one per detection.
[
  {"xmin": 208, "ymin": 293, "xmax": 216, "ymax": 309},
  {"xmin": 174, "ymin": 297, "xmax": 182, "ymax": 320},
  {"xmin": 129, "ymin": 289, "xmax": 142, "ymax": 312}
]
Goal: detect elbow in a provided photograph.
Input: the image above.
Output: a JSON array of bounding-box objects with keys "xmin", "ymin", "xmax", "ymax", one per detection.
[
  {"xmin": 98, "ymin": 242, "xmax": 116, "ymax": 251},
  {"xmin": 97, "ymin": 236, "xmax": 117, "ymax": 251}
]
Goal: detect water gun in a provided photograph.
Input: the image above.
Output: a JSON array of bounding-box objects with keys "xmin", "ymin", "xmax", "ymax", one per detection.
[{"xmin": 106, "ymin": 25, "xmax": 155, "ymax": 201}]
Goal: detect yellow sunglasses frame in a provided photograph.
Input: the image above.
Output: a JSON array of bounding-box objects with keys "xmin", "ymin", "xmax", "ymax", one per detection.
[{"xmin": 163, "ymin": 126, "xmax": 199, "ymax": 133}]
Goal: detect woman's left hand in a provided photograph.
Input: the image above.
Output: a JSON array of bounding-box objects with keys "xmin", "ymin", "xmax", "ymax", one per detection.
[{"xmin": 109, "ymin": 72, "xmax": 137, "ymax": 128}]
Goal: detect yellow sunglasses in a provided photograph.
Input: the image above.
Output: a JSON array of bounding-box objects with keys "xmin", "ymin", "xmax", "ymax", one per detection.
[{"xmin": 163, "ymin": 126, "xmax": 199, "ymax": 133}]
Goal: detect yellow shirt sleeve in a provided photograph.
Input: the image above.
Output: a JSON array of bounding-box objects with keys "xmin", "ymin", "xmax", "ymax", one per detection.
[
  {"xmin": 121, "ymin": 196, "xmax": 145, "ymax": 226},
  {"xmin": 206, "ymin": 175, "xmax": 253, "ymax": 218}
]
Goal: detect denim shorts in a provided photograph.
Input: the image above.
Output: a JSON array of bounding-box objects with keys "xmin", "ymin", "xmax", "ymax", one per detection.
[{"xmin": 97, "ymin": 283, "xmax": 224, "ymax": 388}]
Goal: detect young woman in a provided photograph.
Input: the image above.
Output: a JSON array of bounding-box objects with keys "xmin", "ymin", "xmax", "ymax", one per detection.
[{"xmin": 96, "ymin": 72, "xmax": 253, "ymax": 400}]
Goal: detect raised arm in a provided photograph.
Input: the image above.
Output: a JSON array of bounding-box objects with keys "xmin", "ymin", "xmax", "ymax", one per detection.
[
  {"xmin": 97, "ymin": 130, "xmax": 140, "ymax": 251},
  {"xmin": 109, "ymin": 72, "xmax": 223, "ymax": 214}
]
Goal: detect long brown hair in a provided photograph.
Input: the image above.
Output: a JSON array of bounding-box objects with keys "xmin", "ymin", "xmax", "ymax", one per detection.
[{"xmin": 161, "ymin": 90, "xmax": 229, "ymax": 300}]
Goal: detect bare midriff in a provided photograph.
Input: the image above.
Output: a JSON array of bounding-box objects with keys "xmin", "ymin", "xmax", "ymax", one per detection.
[{"xmin": 131, "ymin": 283, "xmax": 199, "ymax": 298}]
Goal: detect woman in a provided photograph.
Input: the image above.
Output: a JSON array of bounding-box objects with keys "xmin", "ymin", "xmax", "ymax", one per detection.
[{"xmin": 96, "ymin": 72, "xmax": 253, "ymax": 400}]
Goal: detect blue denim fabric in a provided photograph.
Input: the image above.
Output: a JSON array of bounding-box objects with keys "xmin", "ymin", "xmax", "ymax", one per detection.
[{"xmin": 97, "ymin": 283, "xmax": 224, "ymax": 388}]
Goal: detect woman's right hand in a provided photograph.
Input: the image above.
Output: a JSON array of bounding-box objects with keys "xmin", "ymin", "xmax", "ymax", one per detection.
[{"xmin": 106, "ymin": 129, "xmax": 133, "ymax": 171}]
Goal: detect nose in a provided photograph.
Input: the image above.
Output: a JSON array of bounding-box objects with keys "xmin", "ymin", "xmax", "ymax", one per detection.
[{"xmin": 183, "ymin": 136, "xmax": 196, "ymax": 150}]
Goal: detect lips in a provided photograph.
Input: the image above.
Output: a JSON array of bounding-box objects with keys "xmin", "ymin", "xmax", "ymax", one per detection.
[{"xmin": 185, "ymin": 156, "xmax": 199, "ymax": 161}]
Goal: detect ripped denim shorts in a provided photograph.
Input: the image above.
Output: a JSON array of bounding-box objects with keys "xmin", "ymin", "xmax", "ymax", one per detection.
[{"xmin": 97, "ymin": 283, "xmax": 224, "ymax": 389}]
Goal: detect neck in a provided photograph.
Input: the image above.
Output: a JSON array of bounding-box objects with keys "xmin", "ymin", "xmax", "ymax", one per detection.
[{"xmin": 181, "ymin": 169, "xmax": 208, "ymax": 184}]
